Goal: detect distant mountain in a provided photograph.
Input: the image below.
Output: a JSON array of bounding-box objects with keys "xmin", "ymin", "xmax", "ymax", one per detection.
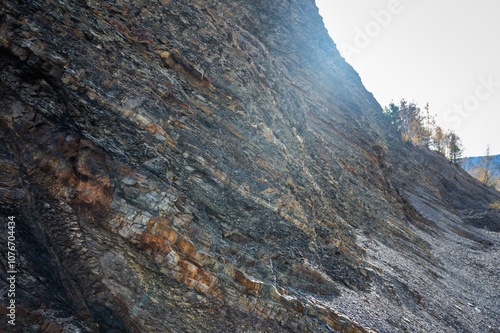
[
  {"xmin": 462, "ymin": 154, "xmax": 500, "ymax": 172},
  {"xmin": 462, "ymin": 154, "xmax": 500, "ymax": 189},
  {"xmin": 462, "ymin": 154, "xmax": 500, "ymax": 166},
  {"xmin": 2, "ymin": 1, "xmax": 499, "ymax": 332}
]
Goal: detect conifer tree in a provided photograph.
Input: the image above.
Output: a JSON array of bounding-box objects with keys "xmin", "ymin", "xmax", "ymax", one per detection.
[
  {"xmin": 446, "ymin": 131, "xmax": 462, "ymax": 165},
  {"xmin": 383, "ymin": 100, "xmax": 463, "ymax": 165}
]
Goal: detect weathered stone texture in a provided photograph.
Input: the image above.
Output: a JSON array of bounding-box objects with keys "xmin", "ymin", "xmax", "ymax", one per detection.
[{"xmin": 0, "ymin": 0, "xmax": 498, "ymax": 332}]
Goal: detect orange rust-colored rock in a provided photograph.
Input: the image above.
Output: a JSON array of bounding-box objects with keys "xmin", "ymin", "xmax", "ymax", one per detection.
[{"xmin": 1, "ymin": 0, "xmax": 498, "ymax": 332}]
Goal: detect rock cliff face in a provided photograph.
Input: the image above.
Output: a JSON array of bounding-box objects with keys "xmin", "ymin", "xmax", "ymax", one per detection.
[{"xmin": 0, "ymin": 0, "xmax": 499, "ymax": 332}]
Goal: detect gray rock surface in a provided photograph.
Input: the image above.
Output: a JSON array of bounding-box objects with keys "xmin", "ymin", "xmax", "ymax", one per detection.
[{"xmin": 0, "ymin": 0, "xmax": 498, "ymax": 332}]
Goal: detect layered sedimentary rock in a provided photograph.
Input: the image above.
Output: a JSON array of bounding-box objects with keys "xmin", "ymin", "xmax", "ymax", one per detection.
[{"xmin": 0, "ymin": 0, "xmax": 498, "ymax": 332}]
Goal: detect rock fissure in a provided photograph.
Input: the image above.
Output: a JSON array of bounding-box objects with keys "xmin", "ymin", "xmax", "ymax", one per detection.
[{"xmin": 1, "ymin": 0, "xmax": 499, "ymax": 332}]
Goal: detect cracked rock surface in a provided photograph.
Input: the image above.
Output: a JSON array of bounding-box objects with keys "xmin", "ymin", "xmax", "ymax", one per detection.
[{"xmin": 0, "ymin": 0, "xmax": 498, "ymax": 332}]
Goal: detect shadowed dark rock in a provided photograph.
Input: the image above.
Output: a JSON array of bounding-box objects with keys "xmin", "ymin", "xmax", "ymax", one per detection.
[{"xmin": 0, "ymin": 0, "xmax": 498, "ymax": 332}]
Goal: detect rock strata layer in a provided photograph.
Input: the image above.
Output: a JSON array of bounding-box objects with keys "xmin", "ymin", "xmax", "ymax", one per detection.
[{"xmin": 0, "ymin": 0, "xmax": 499, "ymax": 332}]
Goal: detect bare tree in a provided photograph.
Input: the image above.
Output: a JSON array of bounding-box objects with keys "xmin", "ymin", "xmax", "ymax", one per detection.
[
  {"xmin": 476, "ymin": 145, "xmax": 499, "ymax": 187},
  {"xmin": 396, "ymin": 99, "xmax": 427, "ymax": 145},
  {"xmin": 423, "ymin": 103, "xmax": 435, "ymax": 148},
  {"xmin": 432, "ymin": 126, "xmax": 446, "ymax": 154},
  {"xmin": 482, "ymin": 145, "xmax": 493, "ymax": 186}
]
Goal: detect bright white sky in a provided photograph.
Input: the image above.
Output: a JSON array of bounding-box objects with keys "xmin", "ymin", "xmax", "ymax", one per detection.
[{"xmin": 316, "ymin": 0, "xmax": 500, "ymax": 157}]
